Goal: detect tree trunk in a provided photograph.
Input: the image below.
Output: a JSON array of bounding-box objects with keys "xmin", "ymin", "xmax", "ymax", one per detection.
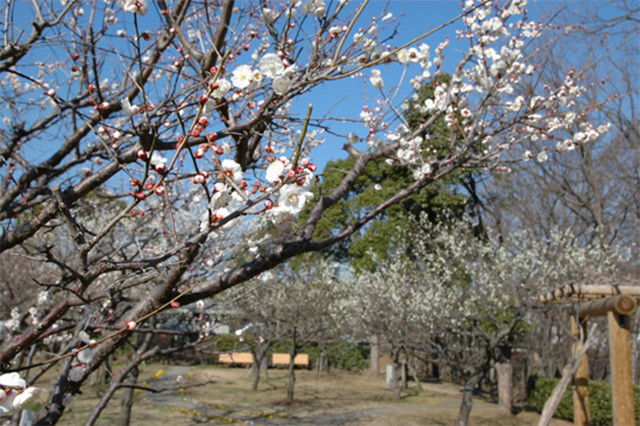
[
  {"xmin": 251, "ymin": 360, "xmax": 260, "ymax": 391},
  {"xmin": 409, "ymin": 358, "xmax": 423, "ymax": 391},
  {"xmin": 456, "ymin": 372, "xmax": 484, "ymax": 426},
  {"xmin": 401, "ymin": 358, "xmax": 407, "ymax": 389},
  {"xmin": 456, "ymin": 384, "xmax": 475, "ymax": 426},
  {"xmin": 391, "ymin": 348, "xmax": 401, "ymax": 400},
  {"xmin": 286, "ymin": 355, "xmax": 296, "ymax": 401},
  {"xmin": 261, "ymin": 356, "xmax": 269, "ymax": 380},
  {"xmin": 118, "ymin": 365, "xmax": 139, "ymax": 426},
  {"xmin": 316, "ymin": 352, "xmax": 324, "ymax": 377},
  {"xmin": 496, "ymin": 361, "xmax": 513, "ymax": 416},
  {"xmin": 369, "ymin": 334, "xmax": 379, "ymax": 376}
]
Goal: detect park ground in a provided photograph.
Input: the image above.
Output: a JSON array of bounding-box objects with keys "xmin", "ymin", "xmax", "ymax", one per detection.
[{"xmin": 54, "ymin": 363, "xmax": 573, "ymax": 425}]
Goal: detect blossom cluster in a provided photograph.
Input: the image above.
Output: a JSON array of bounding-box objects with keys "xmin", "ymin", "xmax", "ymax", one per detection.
[{"xmin": 0, "ymin": 373, "xmax": 41, "ymax": 413}]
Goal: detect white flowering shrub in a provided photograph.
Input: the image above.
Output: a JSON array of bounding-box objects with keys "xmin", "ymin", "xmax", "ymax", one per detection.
[{"xmin": 0, "ymin": 0, "xmax": 610, "ymax": 422}]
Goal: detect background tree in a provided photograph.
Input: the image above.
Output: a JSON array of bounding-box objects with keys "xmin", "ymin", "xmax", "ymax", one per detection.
[
  {"xmin": 227, "ymin": 257, "xmax": 341, "ymax": 400},
  {"xmin": 343, "ymin": 212, "xmax": 632, "ymax": 425}
]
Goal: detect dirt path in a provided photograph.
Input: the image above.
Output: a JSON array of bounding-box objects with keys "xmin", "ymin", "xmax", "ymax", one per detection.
[{"xmin": 144, "ymin": 366, "xmax": 503, "ymax": 425}]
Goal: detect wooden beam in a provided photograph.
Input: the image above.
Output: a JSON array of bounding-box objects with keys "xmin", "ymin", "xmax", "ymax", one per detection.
[
  {"xmin": 571, "ymin": 315, "xmax": 590, "ymax": 426},
  {"xmin": 607, "ymin": 312, "xmax": 635, "ymax": 426},
  {"xmin": 578, "ymin": 295, "xmax": 637, "ymax": 318},
  {"xmin": 539, "ymin": 285, "xmax": 640, "ymax": 304}
]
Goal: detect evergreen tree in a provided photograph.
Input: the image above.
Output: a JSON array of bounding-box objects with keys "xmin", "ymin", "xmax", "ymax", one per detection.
[{"xmin": 307, "ymin": 74, "xmax": 482, "ymax": 272}]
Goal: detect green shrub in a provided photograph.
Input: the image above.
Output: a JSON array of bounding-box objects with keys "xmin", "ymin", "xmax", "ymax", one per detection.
[
  {"xmin": 325, "ymin": 342, "xmax": 369, "ymax": 371},
  {"xmin": 526, "ymin": 376, "xmax": 573, "ymax": 420},
  {"xmin": 526, "ymin": 375, "xmax": 640, "ymax": 425}
]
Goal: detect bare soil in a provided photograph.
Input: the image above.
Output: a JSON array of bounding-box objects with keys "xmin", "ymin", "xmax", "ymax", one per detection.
[{"xmin": 50, "ymin": 363, "xmax": 572, "ymax": 425}]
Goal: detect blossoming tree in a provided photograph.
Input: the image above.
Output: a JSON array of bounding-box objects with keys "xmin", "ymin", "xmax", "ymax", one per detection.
[
  {"xmin": 341, "ymin": 216, "xmax": 631, "ymax": 425},
  {"xmin": 0, "ymin": 0, "xmax": 608, "ymax": 423}
]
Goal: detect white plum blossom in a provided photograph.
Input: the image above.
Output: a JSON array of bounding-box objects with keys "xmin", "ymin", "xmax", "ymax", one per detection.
[
  {"xmin": 231, "ymin": 65, "xmax": 255, "ymax": 89},
  {"xmin": 268, "ymin": 207, "xmax": 298, "ymax": 230},
  {"xmin": 68, "ymin": 366, "xmax": 85, "ymax": 382},
  {"xmin": 0, "ymin": 373, "xmax": 40, "ymax": 413},
  {"xmin": 77, "ymin": 348, "xmax": 93, "ymax": 363},
  {"xmin": 149, "ymin": 152, "xmax": 167, "ymax": 167},
  {"xmin": 0, "ymin": 373, "xmax": 26, "ymax": 389},
  {"xmin": 258, "ymin": 53, "xmax": 285, "ymax": 79},
  {"xmin": 412, "ymin": 162, "xmax": 432, "ymax": 180},
  {"xmin": 277, "ymin": 184, "xmax": 313, "ymax": 213},
  {"xmin": 265, "ymin": 160, "xmax": 285, "ymax": 183},
  {"xmin": 120, "ymin": 0, "xmax": 147, "ymax": 15},
  {"xmin": 369, "ymin": 69, "xmax": 384, "ymax": 89},
  {"xmin": 211, "ymin": 78, "xmax": 231, "ymax": 99},
  {"xmin": 262, "ymin": 8, "xmax": 275, "ymax": 23},
  {"xmin": 301, "ymin": 0, "xmax": 326, "ymax": 17},
  {"xmin": 121, "ymin": 98, "xmax": 138, "ymax": 116},
  {"xmin": 12, "ymin": 387, "xmax": 40, "ymax": 410},
  {"xmin": 272, "ymin": 75, "xmax": 292, "ymax": 95},
  {"xmin": 221, "ymin": 159, "xmax": 243, "ymax": 184},
  {"xmin": 536, "ymin": 150, "xmax": 549, "ymax": 163},
  {"xmin": 556, "ymin": 139, "xmax": 576, "ymax": 152}
]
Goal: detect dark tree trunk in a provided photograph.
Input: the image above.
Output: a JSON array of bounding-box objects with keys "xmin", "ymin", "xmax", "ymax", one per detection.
[
  {"xmin": 391, "ymin": 347, "xmax": 401, "ymax": 400},
  {"xmin": 251, "ymin": 361, "xmax": 260, "ymax": 391},
  {"xmin": 287, "ymin": 355, "xmax": 296, "ymax": 401},
  {"xmin": 409, "ymin": 358, "xmax": 423, "ymax": 391},
  {"xmin": 456, "ymin": 373, "xmax": 482, "ymax": 426},
  {"xmin": 456, "ymin": 385, "xmax": 475, "ymax": 426},
  {"xmin": 118, "ymin": 365, "xmax": 139, "ymax": 426},
  {"xmin": 250, "ymin": 343, "xmax": 271, "ymax": 391}
]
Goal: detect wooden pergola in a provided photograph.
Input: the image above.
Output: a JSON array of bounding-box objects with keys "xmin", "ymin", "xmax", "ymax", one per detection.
[{"xmin": 540, "ymin": 284, "xmax": 640, "ymax": 426}]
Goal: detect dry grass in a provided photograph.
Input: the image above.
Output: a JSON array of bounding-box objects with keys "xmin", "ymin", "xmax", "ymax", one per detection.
[{"xmin": 31, "ymin": 363, "xmax": 571, "ymax": 425}]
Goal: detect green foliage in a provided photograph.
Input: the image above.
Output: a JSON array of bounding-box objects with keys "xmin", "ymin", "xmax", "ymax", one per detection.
[
  {"xmin": 526, "ymin": 375, "xmax": 640, "ymax": 425},
  {"xmin": 325, "ymin": 342, "xmax": 369, "ymax": 371},
  {"xmin": 309, "ymin": 155, "xmax": 468, "ymax": 271}
]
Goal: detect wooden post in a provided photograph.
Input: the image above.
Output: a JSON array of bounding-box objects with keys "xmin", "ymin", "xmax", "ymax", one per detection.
[
  {"xmin": 607, "ymin": 312, "xmax": 635, "ymax": 426},
  {"xmin": 571, "ymin": 315, "xmax": 590, "ymax": 425}
]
